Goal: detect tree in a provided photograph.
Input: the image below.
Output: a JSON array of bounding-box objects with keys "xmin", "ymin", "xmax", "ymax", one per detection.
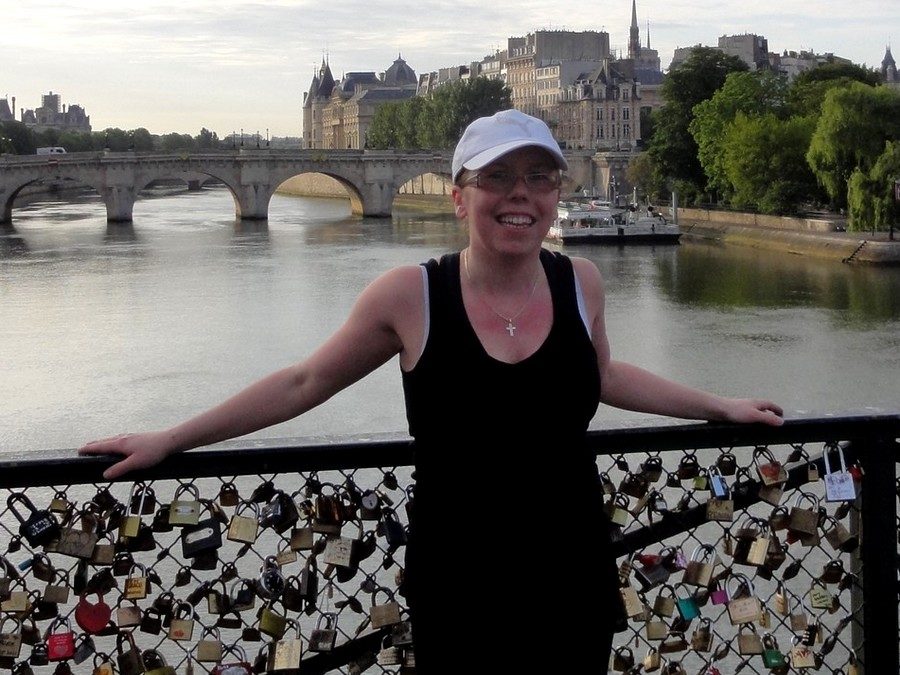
[
  {"xmin": 367, "ymin": 102, "xmax": 402, "ymax": 149},
  {"xmin": 788, "ymin": 62, "xmax": 880, "ymax": 118},
  {"xmin": 722, "ymin": 113, "xmax": 818, "ymax": 214},
  {"xmin": 369, "ymin": 77, "xmax": 511, "ymax": 150},
  {"xmin": 648, "ymin": 47, "xmax": 747, "ymax": 200},
  {"xmin": 196, "ymin": 128, "xmax": 220, "ymax": 151},
  {"xmin": 131, "ymin": 128, "xmax": 154, "ymax": 152},
  {"xmin": 847, "ymin": 140, "xmax": 900, "ymax": 232},
  {"xmin": 690, "ymin": 70, "xmax": 790, "ymax": 198},
  {"xmin": 807, "ymin": 83, "xmax": 900, "ymax": 208},
  {"xmin": 1, "ymin": 121, "xmax": 36, "ymax": 154}
]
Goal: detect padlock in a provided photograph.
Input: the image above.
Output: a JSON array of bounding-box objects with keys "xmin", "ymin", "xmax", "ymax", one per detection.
[
  {"xmin": 192, "ymin": 628, "xmax": 221, "ymax": 664},
  {"xmin": 683, "ymin": 544, "xmax": 716, "ymax": 587},
  {"xmin": 611, "ymin": 645, "xmax": 634, "ymax": 671},
  {"xmin": 642, "ymin": 646, "xmax": 661, "ymax": 671},
  {"xmin": 604, "ymin": 493, "xmax": 631, "ymax": 526},
  {"xmin": 376, "ymin": 636, "xmax": 402, "ymax": 666},
  {"xmin": 690, "ymin": 617, "xmax": 712, "ymax": 652},
  {"xmin": 788, "ymin": 491, "xmax": 822, "ymax": 536},
  {"xmin": 641, "ymin": 455, "xmax": 664, "ymax": 482},
  {"xmin": 120, "ymin": 483, "xmax": 146, "ymax": 538},
  {"xmin": 369, "ymin": 587, "xmax": 402, "ymax": 628},
  {"xmin": 180, "ymin": 503, "xmax": 223, "ymax": 558},
  {"xmin": 123, "ymin": 563, "xmax": 149, "ymax": 601},
  {"xmin": 381, "ymin": 508, "xmax": 408, "ymax": 550},
  {"xmin": 809, "ymin": 579, "xmax": 834, "ymax": 610},
  {"xmin": 726, "ymin": 573, "xmax": 762, "ymax": 625},
  {"xmin": 674, "ymin": 585, "xmax": 700, "ymax": 621},
  {"xmin": 258, "ymin": 600, "xmax": 288, "ymax": 639},
  {"xmin": 141, "ymin": 649, "xmax": 176, "ymax": 675},
  {"xmin": 823, "ymin": 443, "xmax": 857, "ymax": 502},
  {"xmin": 657, "ymin": 633, "xmax": 688, "ymax": 654},
  {"xmin": 823, "ymin": 517, "xmax": 857, "ymax": 553},
  {"xmin": 789, "ymin": 635, "xmax": 818, "ymax": 669},
  {"xmin": 230, "ymin": 578, "xmax": 257, "ymax": 612},
  {"xmin": 653, "ymin": 584, "xmax": 676, "ymax": 617},
  {"xmin": 92, "ymin": 652, "xmax": 114, "ymax": 675},
  {"xmin": 762, "ymin": 633, "xmax": 787, "ymax": 668},
  {"xmin": 40, "ymin": 569, "xmax": 69, "ymax": 606},
  {"xmin": 168, "ymin": 601, "xmax": 195, "ymax": 641},
  {"xmin": 211, "ymin": 645, "xmax": 253, "ymax": 675},
  {"xmin": 227, "ymin": 500, "xmax": 260, "ymax": 544},
  {"xmin": 716, "ymin": 450, "xmax": 737, "ymax": 476},
  {"xmin": 754, "ymin": 447, "xmax": 787, "ymax": 485},
  {"xmin": 168, "ymin": 484, "xmax": 202, "ymax": 526},
  {"xmin": 115, "ymin": 597, "xmax": 143, "ymax": 629},
  {"xmin": 820, "ymin": 559, "xmax": 845, "ymax": 585},
  {"xmin": 260, "ymin": 490, "xmax": 300, "ymax": 534},
  {"xmin": 619, "ymin": 470, "xmax": 649, "ymax": 498},
  {"xmin": 218, "ymin": 481, "xmax": 240, "ymax": 507},
  {"xmin": 705, "ymin": 496, "xmax": 733, "ymax": 522},
  {"xmin": 72, "ymin": 634, "xmax": 96, "ymax": 665},
  {"xmin": 258, "ymin": 556, "xmax": 286, "ymax": 599},
  {"xmin": 709, "ymin": 580, "xmax": 728, "ymax": 605},
  {"xmin": 7, "ymin": 494, "xmax": 60, "ymax": 547},
  {"xmin": 0, "ymin": 616, "xmax": 23, "ymax": 659},
  {"xmin": 737, "ymin": 624, "xmax": 763, "ymax": 655},
  {"xmin": 30, "ymin": 642, "xmax": 49, "ymax": 667},
  {"xmin": 1, "ymin": 578, "xmax": 31, "ymax": 613},
  {"xmin": 676, "ymin": 453, "xmax": 700, "ymax": 480},
  {"xmin": 634, "ymin": 553, "xmax": 670, "ymax": 591},
  {"xmin": 266, "ymin": 620, "xmax": 302, "ymax": 671},
  {"xmin": 74, "ymin": 593, "xmax": 112, "ymax": 635},
  {"xmin": 139, "ymin": 605, "xmax": 164, "ymax": 635},
  {"xmin": 45, "ymin": 617, "xmax": 76, "ymax": 662},
  {"xmin": 619, "ymin": 584, "xmax": 643, "ymax": 619},
  {"xmin": 645, "ymin": 618, "xmax": 668, "ymax": 641}
]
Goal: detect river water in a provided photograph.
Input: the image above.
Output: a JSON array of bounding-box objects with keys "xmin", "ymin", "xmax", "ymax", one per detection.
[{"xmin": 1, "ymin": 185, "xmax": 899, "ymax": 455}]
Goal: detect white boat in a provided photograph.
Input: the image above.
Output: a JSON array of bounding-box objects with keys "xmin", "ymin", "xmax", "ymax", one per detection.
[{"xmin": 547, "ymin": 200, "xmax": 681, "ymax": 245}]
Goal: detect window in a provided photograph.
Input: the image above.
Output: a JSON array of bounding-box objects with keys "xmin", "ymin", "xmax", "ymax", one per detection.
[
  {"xmin": 623, "ymin": 90, "xmax": 630, "ymax": 101},
  {"xmin": 623, "ymin": 108, "xmax": 630, "ymax": 120},
  {"xmin": 624, "ymin": 124, "xmax": 631, "ymax": 138}
]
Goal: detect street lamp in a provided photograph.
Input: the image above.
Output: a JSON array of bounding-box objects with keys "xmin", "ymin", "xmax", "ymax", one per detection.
[
  {"xmin": 256, "ymin": 130, "xmax": 260, "ymax": 149},
  {"xmin": 240, "ymin": 128, "xmax": 244, "ymax": 147},
  {"xmin": 266, "ymin": 128, "xmax": 270, "ymax": 148}
]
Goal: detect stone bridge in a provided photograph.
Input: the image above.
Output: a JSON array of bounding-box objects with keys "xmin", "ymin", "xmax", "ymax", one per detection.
[{"xmin": 0, "ymin": 148, "xmax": 632, "ymax": 224}]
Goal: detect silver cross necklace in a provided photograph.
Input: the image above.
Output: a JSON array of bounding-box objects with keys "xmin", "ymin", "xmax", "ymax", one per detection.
[{"xmin": 462, "ymin": 248, "xmax": 541, "ymax": 337}]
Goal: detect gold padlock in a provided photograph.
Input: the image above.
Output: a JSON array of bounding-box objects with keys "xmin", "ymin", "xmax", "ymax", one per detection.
[
  {"xmin": 369, "ymin": 588, "xmax": 402, "ymax": 628},
  {"xmin": 168, "ymin": 485, "xmax": 201, "ymax": 527},
  {"xmin": 227, "ymin": 500, "xmax": 259, "ymax": 544},
  {"xmin": 167, "ymin": 601, "xmax": 195, "ymax": 641},
  {"xmin": 267, "ymin": 620, "xmax": 302, "ymax": 672},
  {"xmin": 124, "ymin": 563, "xmax": 149, "ymax": 600},
  {"xmin": 259, "ymin": 602, "xmax": 288, "ymax": 639},
  {"xmin": 196, "ymin": 626, "xmax": 223, "ymax": 662}
]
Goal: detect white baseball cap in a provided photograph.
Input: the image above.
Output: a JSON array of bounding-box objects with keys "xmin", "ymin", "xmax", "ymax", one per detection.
[{"xmin": 451, "ymin": 109, "xmax": 568, "ymax": 183}]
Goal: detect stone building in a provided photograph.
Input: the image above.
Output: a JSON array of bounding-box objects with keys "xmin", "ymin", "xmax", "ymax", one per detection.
[
  {"xmin": 20, "ymin": 92, "xmax": 91, "ymax": 133},
  {"xmin": 882, "ymin": 46, "xmax": 899, "ymax": 89},
  {"xmin": 717, "ymin": 34, "xmax": 770, "ymax": 71},
  {"xmin": 506, "ymin": 30, "xmax": 611, "ymax": 116},
  {"xmin": 556, "ymin": 59, "xmax": 642, "ymax": 150},
  {"xmin": 302, "ymin": 55, "xmax": 417, "ymax": 149},
  {"xmin": 0, "ymin": 97, "xmax": 14, "ymax": 122}
]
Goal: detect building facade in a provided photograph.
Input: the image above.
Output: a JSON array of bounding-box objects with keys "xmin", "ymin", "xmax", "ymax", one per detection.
[
  {"xmin": 20, "ymin": 92, "xmax": 91, "ymax": 133},
  {"xmin": 303, "ymin": 56, "xmax": 418, "ymax": 149}
]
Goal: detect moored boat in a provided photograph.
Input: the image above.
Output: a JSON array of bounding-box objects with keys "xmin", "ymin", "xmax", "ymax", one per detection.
[{"xmin": 547, "ymin": 200, "xmax": 681, "ymax": 245}]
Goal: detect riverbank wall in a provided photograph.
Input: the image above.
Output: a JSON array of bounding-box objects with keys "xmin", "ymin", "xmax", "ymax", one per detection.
[{"xmin": 677, "ymin": 207, "xmax": 900, "ymax": 266}]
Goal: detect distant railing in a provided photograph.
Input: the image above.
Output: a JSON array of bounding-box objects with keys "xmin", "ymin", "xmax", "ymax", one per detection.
[{"xmin": 1, "ymin": 414, "xmax": 897, "ymax": 674}]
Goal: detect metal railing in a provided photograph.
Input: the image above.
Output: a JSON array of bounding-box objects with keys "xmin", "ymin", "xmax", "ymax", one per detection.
[{"xmin": 1, "ymin": 413, "xmax": 897, "ymax": 674}]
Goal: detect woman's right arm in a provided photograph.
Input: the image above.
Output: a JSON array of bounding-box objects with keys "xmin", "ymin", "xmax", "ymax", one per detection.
[{"xmin": 79, "ymin": 265, "xmax": 425, "ymax": 479}]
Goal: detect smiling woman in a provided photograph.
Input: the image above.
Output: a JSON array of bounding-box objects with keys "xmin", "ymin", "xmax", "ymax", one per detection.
[{"xmin": 76, "ymin": 109, "xmax": 783, "ymax": 671}]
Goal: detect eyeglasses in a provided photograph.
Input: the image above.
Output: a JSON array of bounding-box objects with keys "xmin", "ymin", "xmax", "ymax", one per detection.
[{"xmin": 461, "ymin": 170, "xmax": 562, "ymax": 194}]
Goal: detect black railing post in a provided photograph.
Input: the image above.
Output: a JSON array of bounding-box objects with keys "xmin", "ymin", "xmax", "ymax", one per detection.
[{"xmin": 856, "ymin": 435, "xmax": 899, "ymax": 674}]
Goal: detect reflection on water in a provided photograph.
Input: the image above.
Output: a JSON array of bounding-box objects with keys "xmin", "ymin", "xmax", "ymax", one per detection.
[
  {"xmin": 1, "ymin": 186, "xmax": 898, "ymax": 454},
  {"xmin": 660, "ymin": 240, "xmax": 900, "ymax": 324}
]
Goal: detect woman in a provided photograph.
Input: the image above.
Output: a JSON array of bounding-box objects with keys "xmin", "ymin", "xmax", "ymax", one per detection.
[{"xmin": 81, "ymin": 109, "xmax": 783, "ymax": 670}]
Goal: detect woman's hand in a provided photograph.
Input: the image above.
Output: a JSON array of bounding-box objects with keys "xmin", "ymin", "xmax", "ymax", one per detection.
[
  {"xmin": 719, "ymin": 399, "xmax": 785, "ymax": 426},
  {"xmin": 78, "ymin": 431, "xmax": 174, "ymax": 480}
]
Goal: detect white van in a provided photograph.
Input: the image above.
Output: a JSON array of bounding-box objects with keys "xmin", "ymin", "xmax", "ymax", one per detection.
[{"xmin": 36, "ymin": 147, "xmax": 67, "ymax": 155}]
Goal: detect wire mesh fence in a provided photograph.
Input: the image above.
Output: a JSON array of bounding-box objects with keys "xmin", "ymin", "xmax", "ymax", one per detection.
[{"xmin": 0, "ymin": 415, "xmax": 897, "ymax": 674}]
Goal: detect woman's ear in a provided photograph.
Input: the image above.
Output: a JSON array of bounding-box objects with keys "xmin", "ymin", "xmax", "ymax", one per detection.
[{"xmin": 451, "ymin": 186, "xmax": 466, "ymax": 220}]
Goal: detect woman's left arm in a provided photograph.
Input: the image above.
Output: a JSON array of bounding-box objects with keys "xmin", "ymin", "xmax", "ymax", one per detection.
[{"xmin": 572, "ymin": 257, "xmax": 784, "ymax": 426}]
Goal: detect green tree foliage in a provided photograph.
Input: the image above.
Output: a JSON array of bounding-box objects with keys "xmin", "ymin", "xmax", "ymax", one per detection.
[
  {"xmin": 366, "ymin": 102, "xmax": 402, "ymax": 148},
  {"xmin": 196, "ymin": 128, "xmax": 220, "ymax": 150},
  {"xmin": 690, "ymin": 70, "xmax": 790, "ymax": 198},
  {"xmin": 807, "ymin": 83, "xmax": 900, "ymax": 208},
  {"xmin": 723, "ymin": 113, "xmax": 818, "ymax": 214},
  {"xmin": 847, "ymin": 140, "xmax": 900, "ymax": 232},
  {"xmin": 648, "ymin": 47, "xmax": 747, "ymax": 198},
  {"xmin": 132, "ymin": 128, "xmax": 155, "ymax": 152},
  {"xmin": 368, "ymin": 77, "xmax": 511, "ymax": 150},
  {"xmin": 0, "ymin": 121, "xmax": 36, "ymax": 154},
  {"xmin": 788, "ymin": 62, "xmax": 881, "ymax": 117}
]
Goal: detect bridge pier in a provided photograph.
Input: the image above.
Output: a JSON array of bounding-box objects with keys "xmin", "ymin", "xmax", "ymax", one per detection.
[
  {"xmin": 236, "ymin": 182, "xmax": 275, "ymax": 220},
  {"xmin": 0, "ymin": 189, "xmax": 12, "ymax": 225},
  {"xmin": 102, "ymin": 186, "xmax": 136, "ymax": 223}
]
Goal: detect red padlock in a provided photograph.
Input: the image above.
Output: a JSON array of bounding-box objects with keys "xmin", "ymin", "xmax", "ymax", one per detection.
[
  {"xmin": 46, "ymin": 617, "xmax": 76, "ymax": 661},
  {"xmin": 75, "ymin": 593, "xmax": 112, "ymax": 635}
]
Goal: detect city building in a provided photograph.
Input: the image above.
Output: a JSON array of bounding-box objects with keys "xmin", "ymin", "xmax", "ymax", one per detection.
[
  {"xmin": 882, "ymin": 46, "xmax": 899, "ymax": 89},
  {"xmin": 717, "ymin": 34, "xmax": 770, "ymax": 71},
  {"xmin": 769, "ymin": 50, "xmax": 853, "ymax": 80},
  {"xmin": 20, "ymin": 92, "xmax": 91, "ymax": 133},
  {"xmin": 302, "ymin": 55, "xmax": 418, "ymax": 149},
  {"xmin": 0, "ymin": 97, "xmax": 15, "ymax": 122},
  {"xmin": 556, "ymin": 59, "xmax": 642, "ymax": 150}
]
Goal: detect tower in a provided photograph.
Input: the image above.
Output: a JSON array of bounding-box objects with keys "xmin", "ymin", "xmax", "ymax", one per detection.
[{"xmin": 628, "ymin": 0, "xmax": 641, "ymax": 59}]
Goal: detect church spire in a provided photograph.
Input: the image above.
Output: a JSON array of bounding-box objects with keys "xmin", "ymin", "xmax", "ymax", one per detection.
[{"xmin": 628, "ymin": 0, "xmax": 641, "ymax": 59}]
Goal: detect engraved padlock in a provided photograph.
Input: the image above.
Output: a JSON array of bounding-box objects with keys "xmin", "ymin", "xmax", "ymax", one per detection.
[{"xmin": 7, "ymin": 494, "xmax": 59, "ymax": 548}]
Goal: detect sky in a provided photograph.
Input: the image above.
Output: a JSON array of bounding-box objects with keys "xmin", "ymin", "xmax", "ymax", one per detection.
[{"xmin": 2, "ymin": 0, "xmax": 896, "ymax": 139}]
